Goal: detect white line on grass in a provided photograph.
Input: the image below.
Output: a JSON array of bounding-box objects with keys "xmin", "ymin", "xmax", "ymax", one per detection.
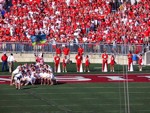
[
  {"xmin": 0, "ymin": 92, "xmax": 149, "ymax": 95},
  {"xmin": 67, "ymin": 111, "xmax": 94, "ymax": 113},
  {"xmin": 63, "ymin": 103, "xmax": 144, "ymax": 106},
  {"xmin": 139, "ymin": 110, "xmax": 150, "ymax": 112},
  {"xmin": 0, "ymin": 103, "xmax": 143, "ymax": 108},
  {"xmin": 30, "ymin": 86, "xmax": 150, "ymax": 89},
  {"xmin": 2, "ymin": 97, "xmax": 149, "ymax": 102},
  {"xmin": 0, "ymin": 105, "xmax": 50, "ymax": 108},
  {"xmin": 1, "ymin": 86, "xmax": 150, "ymax": 90},
  {"xmin": 0, "ymin": 98, "xmax": 66, "ymax": 101},
  {"xmin": 0, "ymin": 99, "xmax": 39, "ymax": 101},
  {"xmin": 37, "ymin": 92, "xmax": 150, "ymax": 94}
]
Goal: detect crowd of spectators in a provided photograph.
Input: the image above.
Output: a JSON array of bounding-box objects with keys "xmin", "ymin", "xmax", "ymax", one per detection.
[{"xmin": 0, "ymin": 0, "xmax": 149, "ymax": 46}]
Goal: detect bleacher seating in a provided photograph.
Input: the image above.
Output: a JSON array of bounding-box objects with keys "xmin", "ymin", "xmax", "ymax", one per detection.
[{"xmin": 0, "ymin": 0, "xmax": 149, "ymax": 45}]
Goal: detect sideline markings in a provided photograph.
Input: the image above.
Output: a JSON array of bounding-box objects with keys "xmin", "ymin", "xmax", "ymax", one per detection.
[
  {"xmin": 0, "ymin": 74, "xmax": 150, "ymax": 85},
  {"xmin": 0, "ymin": 103, "xmax": 144, "ymax": 108}
]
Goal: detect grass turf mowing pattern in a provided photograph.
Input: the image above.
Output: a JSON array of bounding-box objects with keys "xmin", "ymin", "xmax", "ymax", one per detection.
[
  {"xmin": 0, "ymin": 62, "xmax": 150, "ymax": 75},
  {"xmin": 0, "ymin": 83, "xmax": 150, "ymax": 113}
]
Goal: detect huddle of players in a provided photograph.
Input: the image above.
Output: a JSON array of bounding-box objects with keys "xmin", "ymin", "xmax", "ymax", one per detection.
[{"xmin": 10, "ymin": 63, "xmax": 55, "ymax": 90}]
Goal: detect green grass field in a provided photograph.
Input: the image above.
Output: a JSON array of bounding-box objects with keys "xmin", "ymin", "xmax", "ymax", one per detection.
[
  {"xmin": 0, "ymin": 83, "xmax": 150, "ymax": 113},
  {"xmin": 0, "ymin": 62, "xmax": 150, "ymax": 75},
  {"xmin": 0, "ymin": 62, "xmax": 150, "ymax": 113}
]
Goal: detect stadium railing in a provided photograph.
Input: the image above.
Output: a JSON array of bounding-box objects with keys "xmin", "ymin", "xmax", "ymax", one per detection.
[{"xmin": 0, "ymin": 42, "xmax": 149, "ymax": 55}]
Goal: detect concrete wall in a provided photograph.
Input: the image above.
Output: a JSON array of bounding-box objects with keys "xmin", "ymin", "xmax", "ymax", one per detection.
[{"xmin": 0, "ymin": 53, "xmax": 129, "ymax": 65}]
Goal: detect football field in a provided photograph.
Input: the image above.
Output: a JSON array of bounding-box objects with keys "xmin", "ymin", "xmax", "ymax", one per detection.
[
  {"xmin": 0, "ymin": 63, "xmax": 150, "ymax": 113},
  {"xmin": 0, "ymin": 75, "xmax": 150, "ymax": 113}
]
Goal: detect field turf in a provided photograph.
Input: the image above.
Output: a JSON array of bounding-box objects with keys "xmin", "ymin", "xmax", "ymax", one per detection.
[
  {"xmin": 0, "ymin": 62, "xmax": 150, "ymax": 75},
  {"xmin": 0, "ymin": 62, "xmax": 150, "ymax": 113},
  {"xmin": 0, "ymin": 83, "xmax": 150, "ymax": 113}
]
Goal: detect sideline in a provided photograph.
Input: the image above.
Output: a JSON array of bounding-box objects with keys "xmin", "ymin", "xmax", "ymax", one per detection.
[{"xmin": 0, "ymin": 74, "xmax": 150, "ymax": 85}]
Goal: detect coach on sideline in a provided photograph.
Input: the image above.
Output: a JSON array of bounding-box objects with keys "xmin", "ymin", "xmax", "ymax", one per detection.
[{"xmin": 1, "ymin": 52, "xmax": 8, "ymax": 72}]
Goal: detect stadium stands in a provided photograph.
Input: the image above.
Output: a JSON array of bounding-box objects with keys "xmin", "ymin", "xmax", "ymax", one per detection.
[{"xmin": 0, "ymin": 0, "xmax": 149, "ymax": 45}]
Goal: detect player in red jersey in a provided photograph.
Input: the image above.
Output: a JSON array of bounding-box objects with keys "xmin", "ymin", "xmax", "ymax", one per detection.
[
  {"xmin": 84, "ymin": 55, "xmax": 90, "ymax": 72},
  {"xmin": 75, "ymin": 52, "xmax": 83, "ymax": 72},
  {"xmin": 110, "ymin": 54, "xmax": 115, "ymax": 72},
  {"xmin": 62, "ymin": 56, "xmax": 68, "ymax": 72},
  {"xmin": 54, "ymin": 54, "xmax": 60, "ymax": 73},
  {"xmin": 127, "ymin": 51, "xmax": 133, "ymax": 71},
  {"xmin": 138, "ymin": 54, "xmax": 143, "ymax": 71},
  {"xmin": 101, "ymin": 50, "xmax": 108, "ymax": 72}
]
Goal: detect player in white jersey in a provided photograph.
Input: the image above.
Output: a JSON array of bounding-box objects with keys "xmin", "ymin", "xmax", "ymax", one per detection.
[
  {"xmin": 14, "ymin": 72, "xmax": 22, "ymax": 90},
  {"xmin": 42, "ymin": 70, "xmax": 48, "ymax": 85},
  {"xmin": 39, "ymin": 70, "xmax": 45, "ymax": 85},
  {"xmin": 46, "ymin": 70, "xmax": 55, "ymax": 85},
  {"xmin": 10, "ymin": 65, "xmax": 22, "ymax": 86}
]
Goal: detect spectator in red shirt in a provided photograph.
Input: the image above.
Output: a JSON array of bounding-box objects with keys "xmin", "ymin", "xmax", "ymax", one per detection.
[
  {"xmin": 1, "ymin": 52, "xmax": 8, "ymax": 72},
  {"xmin": 62, "ymin": 45, "xmax": 70, "ymax": 56},
  {"xmin": 55, "ymin": 45, "xmax": 61, "ymax": 56},
  {"xmin": 78, "ymin": 45, "xmax": 84, "ymax": 55}
]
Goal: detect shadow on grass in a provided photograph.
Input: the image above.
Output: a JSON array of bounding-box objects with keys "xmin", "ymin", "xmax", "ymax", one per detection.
[
  {"xmin": 22, "ymin": 86, "xmax": 38, "ymax": 90},
  {"xmin": 22, "ymin": 82, "xmax": 66, "ymax": 90},
  {"xmin": 56, "ymin": 82, "xmax": 66, "ymax": 85}
]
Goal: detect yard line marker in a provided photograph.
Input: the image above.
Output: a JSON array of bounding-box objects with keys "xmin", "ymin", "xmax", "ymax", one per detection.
[
  {"xmin": 139, "ymin": 76, "xmax": 150, "ymax": 79},
  {"xmin": 0, "ymin": 78, "xmax": 11, "ymax": 81}
]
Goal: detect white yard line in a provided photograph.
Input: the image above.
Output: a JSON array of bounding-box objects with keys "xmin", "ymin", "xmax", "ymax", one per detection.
[
  {"xmin": 0, "ymin": 91, "xmax": 149, "ymax": 96},
  {"xmin": 1, "ymin": 97, "xmax": 150, "ymax": 102},
  {"xmin": 0, "ymin": 103, "xmax": 144, "ymax": 108},
  {"xmin": 0, "ymin": 99, "xmax": 39, "ymax": 101},
  {"xmin": 0, "ymin": 105, "xmax": 51, "ymax": 108},
  {"xmin": 139, "ymin": 110, "xmax": 150, "ymax": 112},
  {"xmin": 0, "ymin": 98, "xmax": 66, "ymax": 101},
  {"xmin": 1, "ymin": 86, "xmax": 150, "ymax": 90}
]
